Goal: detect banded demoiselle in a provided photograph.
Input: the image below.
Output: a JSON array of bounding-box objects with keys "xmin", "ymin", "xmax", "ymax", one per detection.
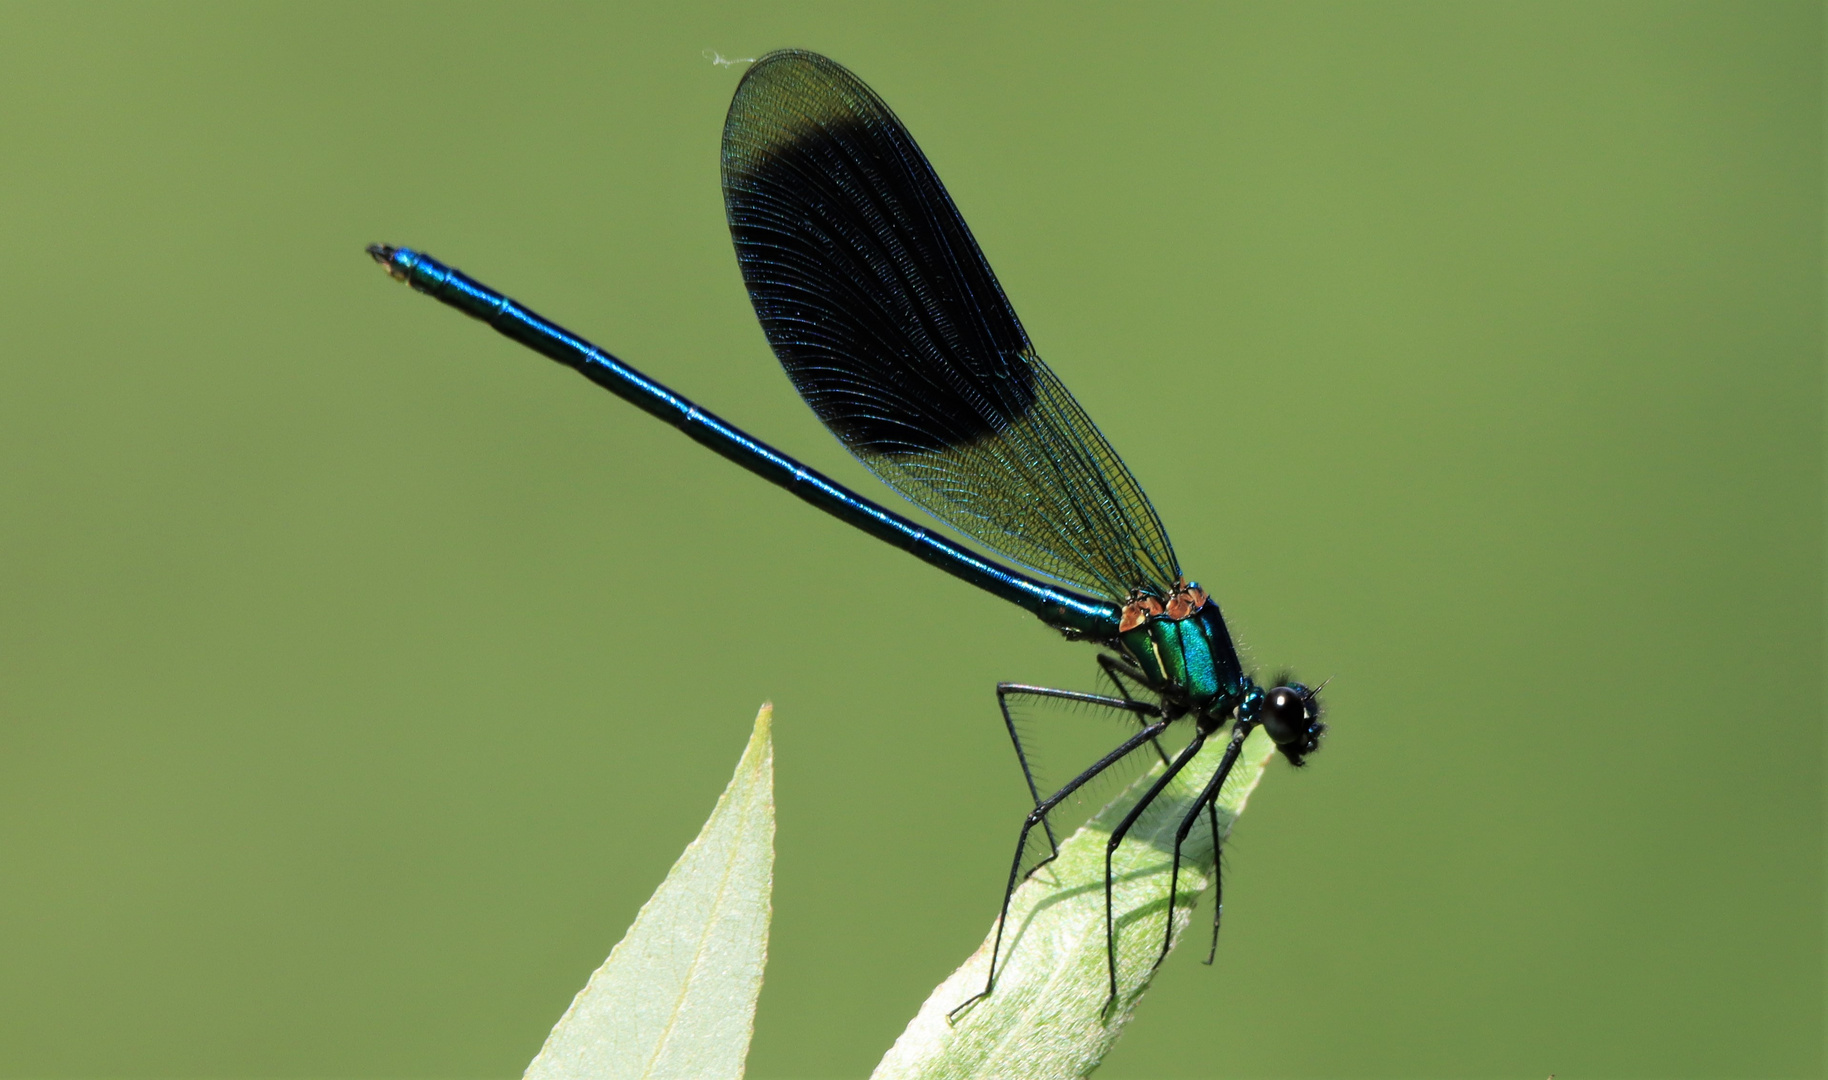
[{"xmin": 367, "ymin": 49, "xmax": 1325, "ymax": 1014}]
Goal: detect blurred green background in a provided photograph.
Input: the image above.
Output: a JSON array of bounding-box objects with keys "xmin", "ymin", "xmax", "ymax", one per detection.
[{"xmin": 0, "ymin": 3, "xmax": 1819, "ymax": 1078}]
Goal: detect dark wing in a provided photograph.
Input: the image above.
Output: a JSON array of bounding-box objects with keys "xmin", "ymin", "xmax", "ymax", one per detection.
[{"xmin": 720, "ymin": 50, "xmax": 1179, "ymax": 602}]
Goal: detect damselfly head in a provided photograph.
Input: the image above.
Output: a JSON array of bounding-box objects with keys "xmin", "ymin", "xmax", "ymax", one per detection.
[{"xmin": 1261, "ymin": 680, "xmax": 1325, "ymax": 766}]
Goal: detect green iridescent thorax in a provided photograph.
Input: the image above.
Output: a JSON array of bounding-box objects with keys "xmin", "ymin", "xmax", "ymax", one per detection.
[{"xmin": 1117, "ymin": 592, "xmax": 1246, "ymax": 712}]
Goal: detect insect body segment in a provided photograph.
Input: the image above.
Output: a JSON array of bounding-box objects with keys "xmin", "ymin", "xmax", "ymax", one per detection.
[
  {"xmin": 1117, "ymin": 588, "xmax": 1245, "ymax": 713},
  {"xmin": 1112, "ymin": 579, "xmax": 1246, "ymax": 720}
]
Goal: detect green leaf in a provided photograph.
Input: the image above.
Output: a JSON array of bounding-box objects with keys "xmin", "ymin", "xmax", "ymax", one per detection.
[
  {"xmin": 525, "ymin": 704, "xmax": 775, "ymax": 1080},
  {"xmin": 872, "ymin": 727, "xmax": 1278, "ymax": 1080}
]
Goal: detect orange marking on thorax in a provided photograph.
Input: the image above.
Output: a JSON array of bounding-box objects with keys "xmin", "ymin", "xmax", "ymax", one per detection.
[
  {"xmin": 1164, "ymin": 579, "xmax": 1208, "ymax": 620},
  {"xmin": 1117, "ymin": 592, "xmax": 1164, "ymax": 633},
  {"xmin": 1119, "ymin": 580, "xmax": 1208, "ymax": 632}
]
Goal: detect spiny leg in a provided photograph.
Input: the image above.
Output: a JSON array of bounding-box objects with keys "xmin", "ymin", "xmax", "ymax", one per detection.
[
  {"xmin": 1099, "ymin": 651, "xmax": 1199, "ymax": 941},
  {"xmin": 1097, "ymin": 654, "xmax": 1170, "ymax": 766},
  {"xmin": 998, "ymin": 682, "xmax": 1164, "ymax": 867},
  {"xmin": 1101, "ymin": 730, "xmax": 1209, "ymax": 1015},
  {"xmin": 1108, "ymin": 653, "xmax": 1222, "ymax": 927},
  {"xmin": 1203, "ymin": 797, "xmax": 1223, "ymax": 964},
  {"xmin": 995, "ymin": 683, "xmax": 1072, "ymax": 862},
  {"xmin": 1157, "ymin": 722, "xmax": 1251, "ymax": 972},
  {"xmin": 949, "ymin": 698, "xmax": 1168, "ymax": 1022}
]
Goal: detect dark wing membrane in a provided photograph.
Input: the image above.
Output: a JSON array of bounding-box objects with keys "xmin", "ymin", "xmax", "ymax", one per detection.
[{"xmin": 720, "ymin": 50, "xmax": 1179, "ymax": 601}]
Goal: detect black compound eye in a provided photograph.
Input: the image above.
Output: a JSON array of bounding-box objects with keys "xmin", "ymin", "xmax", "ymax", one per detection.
[
  {"xmin": 1261, "ymin": 687, "xmax": 1308, "ymax": 739},
  {"xmin": 1261, "ymin": 684, "xmax": 1324, "ymax": 765}
]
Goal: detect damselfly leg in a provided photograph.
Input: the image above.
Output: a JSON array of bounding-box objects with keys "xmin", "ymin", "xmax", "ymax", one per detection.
[
  {"xmin": 1098, "ymin": 729, "xmax": 1210, "ymax": 1014},
  {"xmin": 1158, "ymin": 721, "xmax": 1253, "ymax": 973},
  {"xmin": 949, "ymin": 688, "xmax": 1168, "ymax": 1022}
]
